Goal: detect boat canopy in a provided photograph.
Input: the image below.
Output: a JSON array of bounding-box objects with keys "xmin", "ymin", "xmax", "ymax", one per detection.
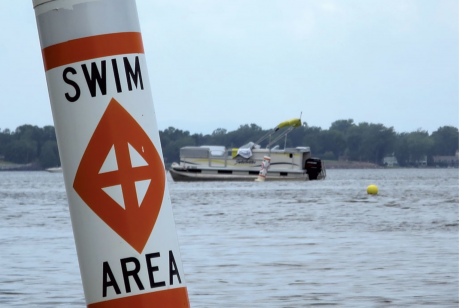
[
  {"xmin": 254, "ymin": 118, "xmax": 302, "ymax": 147},
  {"xmin": 275, "ymin": 118, "xmax": 301, "ymax": 131}
]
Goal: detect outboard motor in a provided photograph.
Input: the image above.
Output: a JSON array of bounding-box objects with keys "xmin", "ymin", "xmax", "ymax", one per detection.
[{"xmin": 305, "ymin": 158, "xmax": 323, "ymax": 180}]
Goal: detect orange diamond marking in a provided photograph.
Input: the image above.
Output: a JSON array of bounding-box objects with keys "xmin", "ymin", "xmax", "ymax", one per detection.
[{"xmin": 73, "ymin": 98, "xmax": 165, "ymax": 253}]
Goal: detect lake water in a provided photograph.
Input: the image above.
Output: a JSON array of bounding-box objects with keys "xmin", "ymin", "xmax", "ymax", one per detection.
[{"xmin": 0, "ymin": 169, "xmax": 458, "ymax": 307}]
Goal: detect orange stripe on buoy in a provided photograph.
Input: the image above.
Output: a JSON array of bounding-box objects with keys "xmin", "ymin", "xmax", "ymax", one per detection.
[
  {"xmin": 42, "ymin": 32, "xmax": 144, "ymax": 71},
  {"xmin": 87, "ymin": 287, "xmax": 190, "ymax": 308}
]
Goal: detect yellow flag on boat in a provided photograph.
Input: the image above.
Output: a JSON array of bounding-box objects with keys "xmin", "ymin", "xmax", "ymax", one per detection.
[{"xmin": 275, "ymin": 118, "xmax": 301, "ymax": 131}]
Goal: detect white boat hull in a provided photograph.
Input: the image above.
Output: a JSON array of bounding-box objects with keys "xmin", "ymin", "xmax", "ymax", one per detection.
[
  {"xmin": 45, "ymin": 167, "xmax": 63, "ymax": 173},
  {"xmin": 169, "ymin": 167, "xmax": 313, "ymax": 182}
]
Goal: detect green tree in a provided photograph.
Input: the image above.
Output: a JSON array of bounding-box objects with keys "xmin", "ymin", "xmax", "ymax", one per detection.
[
  {"xmin": 302, "ymin": 125, "xmax": 323, "ymax": 157},
  {"xmin": 226, "ymin": 124, "xmax": 264, "ymax": 148},
  {"xmin": 345, "ymin": 125, "xmax": 364, "ymax": 161},
  {"xmin": 159, "ymin": 127, "xmax": 196, "ymax": 164},
  {"xmin": 431, "ymin": 126, "xmax": 459, "ymax": 156},
  {"xmin": 5, "ymin": 139, "xmax": 38, "ymax": 163},
  {"xmin": 0, "ymin": 128, "xmax": 13, "ymax": 157},
  {"xmin": 394, "ymin": 133, "xmax": 410, "ymax": 166},
  {"xmin": 330, "ymin": 119, "xmax": 355, "ymax": 134},
  {"xmin": 407, "ymin": 130, "xmax": 433, "ymax": 162},
  {"xmin": 319, "ymin": 130, "xmax": 346, "ymax": 159},
  {"xmin": 211, "ymin": 128, "xmax": 228, "ymax": 146},
  {"xmin": 39, "ymin": 140, "xmax": 60, "ymax": 168},
  {"xmin": 358, "ymin": 123, "xmax": 396, "ymax": 164},
  {"xmin": 285, "ymin": 122, "xmax": 308, "ymax": 148}
]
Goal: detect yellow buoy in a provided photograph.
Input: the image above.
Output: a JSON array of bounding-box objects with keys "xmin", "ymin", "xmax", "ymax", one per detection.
[{"xmin": 367, "ymin": 184, "xmax": 378, "ymax": 195}]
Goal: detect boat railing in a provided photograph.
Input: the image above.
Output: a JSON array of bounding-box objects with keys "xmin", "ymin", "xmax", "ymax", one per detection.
[
  {"xmin": 266, "ymin": 126, "xmax": 296, "ymax": 149},
  {"xmin": 319, "ymin": 161, "xmax": 327, "ymax": 179}
]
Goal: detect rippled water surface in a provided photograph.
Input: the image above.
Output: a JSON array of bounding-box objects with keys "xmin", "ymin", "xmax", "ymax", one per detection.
[{"xmin": 0, "ymin": 169, "xmax": 458, "ymax": 307}]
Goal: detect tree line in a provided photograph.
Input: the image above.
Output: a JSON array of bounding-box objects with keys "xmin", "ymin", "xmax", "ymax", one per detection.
[
  {"xmin": 0, "ymin": 125, "xmax": 59, "ymax": 169},
  {"xmin": 160, "ymin": 120, "xmax": 458, "ymax": 167},
  {"xmin": 0, "ymin": 120, "xmax": 458, "ymax": 169}
]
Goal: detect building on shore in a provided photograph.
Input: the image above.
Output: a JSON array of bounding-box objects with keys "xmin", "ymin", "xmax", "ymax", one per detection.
[
  {"xmin": 383, "ymin": 155, "xmax": 398, "ymax": 167},
  {"xmin": 433, "ymin": 152, "xmax": 459, "ymax": 167}
]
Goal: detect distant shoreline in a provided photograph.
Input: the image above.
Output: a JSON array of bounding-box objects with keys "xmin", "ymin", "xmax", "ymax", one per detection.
[
  {"xmin": 0, "ymin": 162, "xmax": 43, "ymax": 171},
  {"xmin": 1, "ymin": 161, "xmax": 457, "ymax": 172},
  {"xmin": 324, "ymin": 161, "xmax": 383, "ymax": 169}
]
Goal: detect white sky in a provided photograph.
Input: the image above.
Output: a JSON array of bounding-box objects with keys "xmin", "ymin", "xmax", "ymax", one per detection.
[{"xmin": 0, "ymin": 0, "xmax": 458, "ymax": 134}]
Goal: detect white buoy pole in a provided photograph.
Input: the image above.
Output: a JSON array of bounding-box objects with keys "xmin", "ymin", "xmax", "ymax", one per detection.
[{"xmin": 33, "ymin": 0, "xmax": 190, "ymax": 307}]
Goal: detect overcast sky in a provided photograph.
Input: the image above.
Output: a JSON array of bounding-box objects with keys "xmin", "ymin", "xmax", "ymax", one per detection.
[{"xmin": 1, "ymin": 0, "xmax": 458, "ymax": 135}]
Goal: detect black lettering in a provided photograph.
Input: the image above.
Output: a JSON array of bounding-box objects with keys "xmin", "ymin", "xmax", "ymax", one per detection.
[
  {"xmin": 146, "ymin": 253, "xmax": 166, "ymax": 288},
  {"xmin": 120, "ymin": 257, "xmax": 144, "ymax": 293},
  {"xmin": 111, "ymin": 58, "xmax": 122, "ymax": 93},
  {"xmin": 63, "ymin": 67, "xmax": 80, "ymax": 102},
  {"xmin": 102, "ymin": 262, "xmax": 121, "ymax": 297},
  {"xmin": 82, "ymin": 61, "xmax": 107, "ymax": 97},
  {"xmin": 169, "ymin": 250, "xmax": 181, "ymax": 285},
  {"xmin": 124, "ymin": 56, "xmax": 144, "ymax": 91}
]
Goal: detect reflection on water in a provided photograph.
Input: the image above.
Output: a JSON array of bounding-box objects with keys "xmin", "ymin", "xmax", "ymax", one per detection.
[{"xmin": 0, "ymin": 169, "xmax": 458, "ymax": 307}]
